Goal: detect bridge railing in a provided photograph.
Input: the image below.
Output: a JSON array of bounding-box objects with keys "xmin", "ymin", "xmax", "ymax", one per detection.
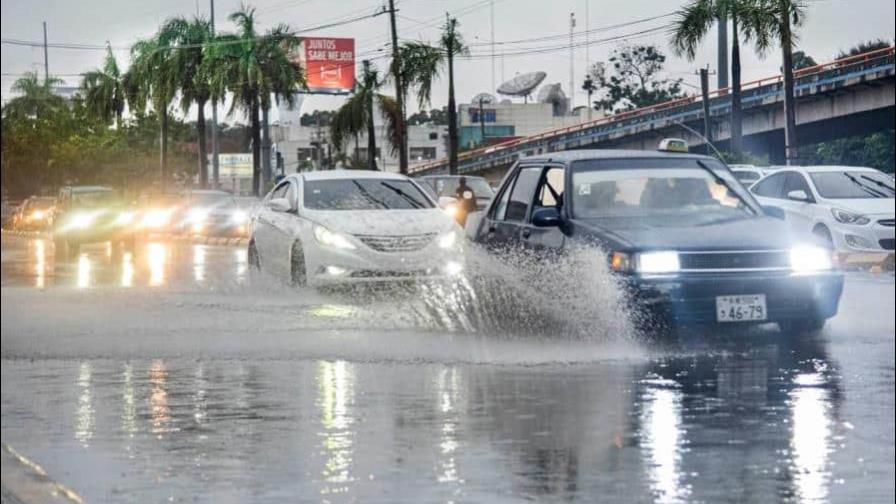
[{"xmin": 410, "ymin": 46, "xmax": 895, "ymax": 175}]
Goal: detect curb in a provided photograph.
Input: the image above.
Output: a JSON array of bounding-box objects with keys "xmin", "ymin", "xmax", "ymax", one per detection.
[{"xmin": 1, "ymin": 443, "xmax": 84, "ymax": 504}]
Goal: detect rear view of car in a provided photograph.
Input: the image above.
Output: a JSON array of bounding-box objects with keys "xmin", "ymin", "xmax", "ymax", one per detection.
[{"xmin": 13, "ymin": 196, "xmax": 55, "ymax": 231}]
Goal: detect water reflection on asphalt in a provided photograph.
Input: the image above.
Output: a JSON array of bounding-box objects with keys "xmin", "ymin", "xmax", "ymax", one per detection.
[{"xmin": 1, "ymin": 236, "xmax": 893, "ymax": 503}]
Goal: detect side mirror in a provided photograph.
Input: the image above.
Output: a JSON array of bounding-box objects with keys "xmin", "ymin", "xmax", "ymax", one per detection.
[
  {"xmin": 786, "ymin": 190, "xmax": 809, "ymax": 202},
  {"xmin": 531, "ymin": 207, "xmax": 562, "ymax": 227},
  {"xmin": 438, "ymin": 196, "xmax": 458, "ymax": 208},
  {"xmin": 269, "ymin": 197, "xmax": 293, "ymax": 213},
  {"xmin": 763, "ymin": 205, "xmax": 786, "ymax": 220}
]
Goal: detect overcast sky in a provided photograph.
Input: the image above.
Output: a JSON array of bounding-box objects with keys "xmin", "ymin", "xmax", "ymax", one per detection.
[{"xmin": 2, "ymin": 0, "xmax": 894, "ymax": 122}]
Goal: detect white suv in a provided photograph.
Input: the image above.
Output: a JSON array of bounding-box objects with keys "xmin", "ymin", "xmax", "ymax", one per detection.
[{"xmin": 750, "ymin": 165, "xmax": 895, "ymax": 253}]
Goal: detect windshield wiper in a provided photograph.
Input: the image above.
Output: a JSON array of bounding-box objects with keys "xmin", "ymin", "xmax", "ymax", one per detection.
[
  {"xmin": 380, "ymin": 182, "xmax": 424, "ymax": 209},
  {"xmin": 351, "ymin": 181, "xmax": 389, "ymax": 209},
  {"xmin": 696, "ymin": 160, "xmax": 756, "ymax": 215},
  {"xmin": 843, "ymin": 172, "xmax": 887, "ymax": 198},
  {"xmin": 859, "ymin": 174, "xmax": 895, "ymax": 196}
]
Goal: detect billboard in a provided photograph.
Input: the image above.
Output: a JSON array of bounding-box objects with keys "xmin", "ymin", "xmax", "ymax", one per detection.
[{"xmin": 298, "ymin": 37, "xmax": 355, "ymax": 94}]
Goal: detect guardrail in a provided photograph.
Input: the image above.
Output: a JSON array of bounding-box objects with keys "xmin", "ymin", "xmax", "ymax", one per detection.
[{"xmin": 410, "ymin": 46, "xmax": 895, "ymax": 175}]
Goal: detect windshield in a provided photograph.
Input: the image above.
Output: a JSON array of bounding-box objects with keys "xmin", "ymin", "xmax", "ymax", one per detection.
[
  {"xmin": 428, "ymin": 177, "xmax": 494, "ymax": 198},
  {"xmin": 809, "ymin": 171, "xmax": 895, "ymax": 199},
  {"xmin": 304, "ymin": 179, "xmax": 435, "ymax": 210},
  {"xmin": 71, "ymin": 190, "xmax": 118, "ymax": 207},
  {"xmin": 185, "ymin": 193, "xmax": 237, "ymax": 207},
  {"xmin": 571, "ymin": 158, "xmax": 756, "ymax": 225}
]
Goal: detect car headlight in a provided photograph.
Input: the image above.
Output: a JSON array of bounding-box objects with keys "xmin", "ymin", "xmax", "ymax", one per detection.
[
  {"xmin": 437, "ymin": 231, "xmax": 457, "ymax": 249},
  {"xmin": 313, "ymin": 224, "xmax": 357, "ymax": 250},
  {"xmin": 789, "ymin": 245, "xmax": 833, "ymax": 272},
  {"xmin": 141, "ymin": 209, "xmax": 172, "ymax": 228},
  {"xmin": 831, "ymin": 208, "xmax": 870, "ymax": 225},
  {"xmin": 608, "ymin": 251, "xmax": 633, "ymax": 272},
  {"xmin": 443, "ymin": 204, "xmax": 458, "ymax": 218},
  {"xmin": 637, "ymin": 251, "xmax": 680, "ymax": 274},
  {"xmin": 115, "ymin": 211, "xmax": 135, "ymax": 225},
  {"xmin": 68, "ymin": 212, "xmax": 97, "ymax": 229},
  {"xmin": 30, "ymin": 210, "xmax": 46, "ymax": 220},
  {"xmin": 231, "ymin": 209, "xmax": 248, "ymax": 224}
]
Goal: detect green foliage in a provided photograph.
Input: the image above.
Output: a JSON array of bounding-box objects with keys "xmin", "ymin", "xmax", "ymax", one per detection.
[
  {"xmin": 802, "ymin": 131, "xmax": 895, "ymax": 174},
  {"xmin": 720, "ymin": 149, "xmax": 770, "ymax": 166},
  {"xmin": 836, "ymin": 39, "xmax": 892, "ymax": 60},
  {"xmin": 300, "ymin": 110, "xmax": 336, "ymax": 127},
  {"xmin": 591, "ymin": 44, "xmax": 683, "ymax": 112},
  {"xmin": 407, "ymin": 107, "xmax": 448, "ymax": 126},
  {"xmin": 791, "ymin": 50, "xmax": 817, "ymax": 70}
]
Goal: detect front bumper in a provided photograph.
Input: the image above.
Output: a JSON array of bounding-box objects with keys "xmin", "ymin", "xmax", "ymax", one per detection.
[
  {"xmin": 624, "ymin": 270, "xmax": 844, "ymax": 326},
  {"xmin": 303, "ymin": 241, "xmax": 464, "ymax": 286},
  {"xmin": 829, "ymin": 219, "xmax": 895, "ymax": 252}
]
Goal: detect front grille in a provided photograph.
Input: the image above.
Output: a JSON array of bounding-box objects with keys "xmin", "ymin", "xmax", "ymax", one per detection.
[
  {"xmin": 878, "ymin": 219, "xmax": 895, "ymax": 227},
  {"xmin": 356, "ymin": 233, "xmax": 436, "ymax": 253},
  {"xmin": 678, "ymin": 250, "xmax": 791, "ymax": 271},
  {"xmin": 880, "ymin": 239, "xmax": 895, "ymax": 250}
]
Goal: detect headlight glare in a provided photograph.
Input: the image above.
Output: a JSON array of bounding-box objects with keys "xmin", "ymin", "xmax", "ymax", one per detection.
[
  {"xmin": 609, "ymin": 251, "xmax": 633, "ymax": 272},
  {"xmin": 637, "ymin": 251, "xmax": 680, "ymax": 274},
  {"xmin": 313, "ymin": 224, "xmax": 356, "ymax": 250},
  {"xmin": 68, "ymin": 212, "xmax": 96, "ymax": 229},
  {"xmin": 831, "ymin": 208, "xmax": 869, "ymax": 225},
  {"xmin": 115, "ymin": 211, "xmax": 135, "ymax": 225},
  {"xmin": 231, "ymin": 209, "xmax": 248, "ymax": 224},
  {"xmin": 188, "ymin": 208, "xmax": 209, "ymax": 223},
  {"xmin": 437, "ymin": 231, "xmax": 457, "ymax": 249},
  {"xmin": 789, "ymin": 245, "xmax": 833, "ymax": 272}
]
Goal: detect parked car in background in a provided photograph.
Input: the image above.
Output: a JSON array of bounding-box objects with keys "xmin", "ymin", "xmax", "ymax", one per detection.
[
  {"xmin": 469, "ymin": 142, "xmax": 844, "ymax": 333},
  {"xmin": 750, "ymin": 166, "xmax": 895, "ymax": 253},
  {"xmin": 174, "ymin": 190, "xmax": 249, "ymax": 238},
  {"xmin": 728, "ymin": 164, "xmax": 771, "ymax": 187},
  {"xmin": 11, "ymin": 196, "xmax": 56, "ymax": 231},
  {"xmin": 1, "ymin": 199, "xmax": 19, "ymax": 228},
  {"xmin": 52, "ymin": 186, "xmax": 137, "ymax": 256},
  {"xmin": 249, "ymin": 170, "xmax": 462, "ymax": 286}
]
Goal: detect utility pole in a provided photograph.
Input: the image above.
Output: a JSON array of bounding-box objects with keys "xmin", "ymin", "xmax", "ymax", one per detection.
[
  {"xmin": 210, "ymin": 0, "xmax": 220, "ymax": 189},
  {"xmin": 42, "ymin": 22, "xmax": 49, "ymax": 83},
  {"xmin": 569, "ymin": 12, "xmax": 575, "ymax": 110},
  {"xmin": 490, "ymin": 0, "xmax": 495, "ymax": 92},
  {"xmin": 717, "ymin": 13, "xmax": 729, "ymax": 90},
  {"xmin": 698, "ymin": 66, "xmax": 714, "ymax": 155},
  {"xmin": 780, "ymin": 3, "xmax": 799, "ymax": 165},
  {"xmin": 478, "ymin": 97, "xmax": 486, "ymax": 146},
  {"xmin": 584, "ymin": 0, "xmax": 590, "ymax": 71},
  {"xmin": 363, "ymin": 60, "xmax": 378, "ymax": 171},
  {"xmin": 387, "ymin": 0, "xmax": 408, "ymax": 174},
  {"xmin": 445, "ymin": 14, "xmax": 459, "ymax": 175}
]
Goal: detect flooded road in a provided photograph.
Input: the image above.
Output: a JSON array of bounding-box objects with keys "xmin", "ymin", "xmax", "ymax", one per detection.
[{"xmin": 2, "ymin": 235, "xmax": 894, "ymax": 503}]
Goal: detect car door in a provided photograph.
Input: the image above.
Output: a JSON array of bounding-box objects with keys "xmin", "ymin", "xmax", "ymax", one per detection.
[
  {"xmin": 254, "ymin": 181, "xmax": 291, "ymax": 270},
  {"xmin": 519, "ymin": 165, "xmax": 568, "ymax": 254},
  {"xmin": 480, "ymin": 165, "xmax": 542, "ymax": 251},
  {"xmin": 779, "ymin": 171, "xmax": 816, "ymax": 233},
  {"xmin": 265, "ymin": 180, "xmax": 302, "ymax": 276}
]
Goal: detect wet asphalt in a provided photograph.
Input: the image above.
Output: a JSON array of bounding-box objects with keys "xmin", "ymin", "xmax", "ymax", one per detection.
[{"xmin": 1, "ymin": 235, "xmax": 894, "ymax": 503}]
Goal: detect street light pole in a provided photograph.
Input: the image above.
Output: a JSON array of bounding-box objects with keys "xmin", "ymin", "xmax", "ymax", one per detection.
[
  {"xmin": 42, "ymin": 22, "xmax": 49, "ymax": 83},
  {"xmin": 210, "ymin": 0, "xmax": 220, "ymax": 189}
]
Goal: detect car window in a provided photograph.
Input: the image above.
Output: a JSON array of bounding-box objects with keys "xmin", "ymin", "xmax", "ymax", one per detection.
[
  {"xmin": 269, "ymin": 182, "xmax": 290, "ymax": 201},
  {"xmin": 783, "ymin": 172, "xmax": 814, "ymax": 201},
  {"xmin": 503, "ymin": 167, "xmax": 542, "ymax": 222},
  {"xmin": 733, "ymin": 170, "xmax": 760, "ymax": 183},
  {"xmin": 492, "ymin": 172, "xmax": 516, "ymax": 221},
  {"xmin": 303, "ymin": 179, "xmax": 434, "ymax": 210},
  {"xmin": 535, "ymin": 166, "xmax": 565, "ymax": 209},
  {"xmin": 752, "ymin": 172, "xmax": 787, "ymax": 199},
  {"xmin": 809, "ymin": 171, "xmax": 895, "ymax": 199}
]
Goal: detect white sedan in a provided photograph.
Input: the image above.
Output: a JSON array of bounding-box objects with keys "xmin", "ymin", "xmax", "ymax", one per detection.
[
  {"xmin": 249, "ymin": 170, "xmax": 464, "ymax": 286},
  {"xmin": 750, "ymin": 165, "xmax": 895, "ymax": 253}
]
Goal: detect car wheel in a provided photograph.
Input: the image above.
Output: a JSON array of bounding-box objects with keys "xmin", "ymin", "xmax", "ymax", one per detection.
[
  {"xmin": 247, "ymin": 240, "xmax": 261, "ymax": 270},
  {"xmin": 813, "ymin": 225, "xmax": 834, "ymax": 250},
  {"xmin": 290, "ymin": 240, "xmax": 307, "ymax": 287}
]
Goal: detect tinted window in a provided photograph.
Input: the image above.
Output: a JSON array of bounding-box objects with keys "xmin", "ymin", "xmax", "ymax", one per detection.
[
  {"xmin": 303, "ymin": 179, "xmax": 434, "ymax": 210},
  {"xmin": 752, "ymin": 173, "xmax": 787, "ymax": 198},
  {"xmin": 492, "ymin": 174, "xmax": 515, "ymax": 220},
  {"xmin": 504, "ymin": 167, "xmax": 542, "ymax": 222},
  {"xmin": 733, "ymin": 170, "xmax": 760, "ymax": 183},
  {"xmin": 809, "ymin": 171, "xmax": 895, "ymax": 199},
  {"xmin": 783, "ymin": 172, "xmax": 814, "ymax": 201}
]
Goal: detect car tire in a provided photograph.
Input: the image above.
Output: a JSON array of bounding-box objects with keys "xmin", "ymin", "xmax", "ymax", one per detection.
[
  {"xmin": 813, "ymin": 225, "xmax": 834, "ymax": 250},
  {"xmin": 290, "ymin": 240, "xmax": 307, "ymax": 287},
  {"xmin": 248, "ymin": 240, "xmax": 261, "ymax": 270}
]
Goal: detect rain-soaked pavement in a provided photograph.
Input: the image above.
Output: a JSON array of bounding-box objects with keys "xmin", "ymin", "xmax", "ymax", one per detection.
[{"xmin": 1, "ymin": 234, "xmax": 894, "ymax": 503}]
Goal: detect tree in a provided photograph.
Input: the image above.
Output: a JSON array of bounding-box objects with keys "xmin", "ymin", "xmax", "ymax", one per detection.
[
  {"xmin": 803, "ymin": 131, "xmax": 895, "ymax": 174},
  {"xmin": 330, "ymin": 61, "xmax": 401, "ymax": 170},
  {"xmin": 791, "ymin": 50, "xmax": 816, "ymax": 70},
  {"xmin": 202, "ymin": 5, "xmax": 303, "ymax": 195},
  {"xmin": 441, "ymin": 17, "xmax": 468, "ymax": 175},
  {"xmin": 165, "ymin": 16, "xmax": 214, "ymax": 188},
  {"xmin": 80, "ymin": 46, "xmax": 127, "ymax": 128},
  {"xmin": 672, "ymin": 0, "xmax": 750, "ymax": 157},
  {"xmin": 3, "ymin": 72, "xmax": 66, "ymax": 121},
  {"xmin": 126, "ymin": 28, "xmax": 180, "ymax": 190},
  {"xmin": 836, "ymin": 39, "xmax": 891, "ymax": 59},
  {"xmin": 592, "ymin": 44, "xmax": 683, "ymax": 113},
  {"xmin": 738, "ymin": 0, "xmax": 807, "ymax": 165}
]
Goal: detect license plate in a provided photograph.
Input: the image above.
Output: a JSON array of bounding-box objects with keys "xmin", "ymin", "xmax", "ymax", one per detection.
[{"xmin": 716, "ymin": 294, "xmax": 767, "ymax": 322}]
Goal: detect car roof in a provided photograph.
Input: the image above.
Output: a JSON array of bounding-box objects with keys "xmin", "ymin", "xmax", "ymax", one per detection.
[
  {"xmin": 518, "ymin": 149, "xmax": 718, "ymax": 164},
  {"xmin": 421, "ymin": 175, "xmax": 487, "ymax": 180},
  {"xmin": 299, "ymin": 170, "xmax": 410, "ymax": 182},
  {"xmin": 787, "ymin": 165, "xmax": 881, "ymax": 173}
]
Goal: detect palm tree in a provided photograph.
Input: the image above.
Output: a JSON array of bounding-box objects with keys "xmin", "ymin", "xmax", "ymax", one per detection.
[
  {"xmin": 441, "ymin": 17, "xmax": 468, "ymax": 175},
  {"xmin": 330, "ymin": 60, "xmax": 401, "ymax": 170},
  {"xmin": 80, "ymin": 46, "xmax": 126, "ymax": 128},
  {"xmin": 202, "ymin": 6, "xmax": 303, "ymax": 195},
  {"xmin": 738, "ymin": 0, "xmax": 807, "ymax": 165},
  {"xmin": 126, "ymin": 28, "xmax": 179, "ymax": 190},
  {"xmin": 671, "ymin": 0, "xmax": 748, "ymax": 158},
  {"xmin": 165, "ymin": 16, "xmax": 214, "ymax": 188},
  {"xmin": 3, "ymin": 72, "xmax": 65, "ymax": 120}
]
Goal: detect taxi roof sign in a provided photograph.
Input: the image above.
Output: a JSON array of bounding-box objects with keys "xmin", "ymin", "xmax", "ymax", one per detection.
[{"xmin": 658, "ymin": 138, "xmax": 689, "ymax": 153}]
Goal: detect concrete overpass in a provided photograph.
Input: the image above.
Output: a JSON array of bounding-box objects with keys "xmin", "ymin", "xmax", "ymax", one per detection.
[{"xmin": 410, "ymin": 47, "xmax": 895, "ymax": 180}]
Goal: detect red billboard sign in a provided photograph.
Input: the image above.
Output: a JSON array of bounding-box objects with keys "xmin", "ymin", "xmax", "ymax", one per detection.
[{"xmin": 299, "ymin": 37, "xmax": 355, "ymax": 94}]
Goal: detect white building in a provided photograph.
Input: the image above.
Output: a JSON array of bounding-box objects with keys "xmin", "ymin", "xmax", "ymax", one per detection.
[{"xmin": 458, "ymin": 101, "xmax": 602, "ymax": 150}]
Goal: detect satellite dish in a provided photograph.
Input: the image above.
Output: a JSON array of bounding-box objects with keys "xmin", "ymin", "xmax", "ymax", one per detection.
[
  {"xmin": 536, "ymin": 82, "xmax": 569, "ymax": 116},
  {"xmin": 471, "ymin": 93, "xmax": 496, "ymax": 105},
  {"xmin": 497, "ymin": 71, "xmax": 547, "ymax": 100}
]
